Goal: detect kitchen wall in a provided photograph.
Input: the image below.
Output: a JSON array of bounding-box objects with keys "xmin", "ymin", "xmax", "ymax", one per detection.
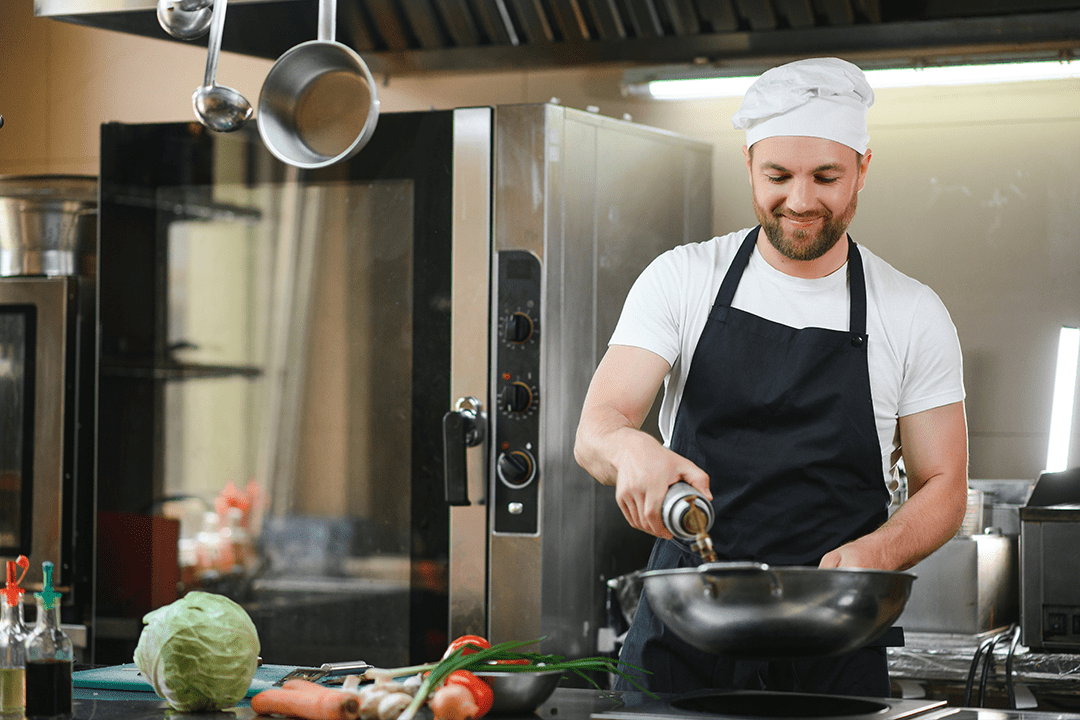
[{"xmin": 3, "ymin": 0, "xmax": 1080, "ymax": 481}]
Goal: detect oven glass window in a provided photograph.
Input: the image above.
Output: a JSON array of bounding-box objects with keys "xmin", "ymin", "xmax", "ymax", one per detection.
[
  {"xmin": 157, "ymin": 179, "xmax": 416, "ymax": 667},
  {"xmin": 0, "ymin": 307, "xmax": 34, "ymax": 555}
]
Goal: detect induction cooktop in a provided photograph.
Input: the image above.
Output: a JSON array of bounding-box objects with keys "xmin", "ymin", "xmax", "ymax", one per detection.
[{"xmin": 591, "ymin": 690, "xmax": 948, "ymax": 720}]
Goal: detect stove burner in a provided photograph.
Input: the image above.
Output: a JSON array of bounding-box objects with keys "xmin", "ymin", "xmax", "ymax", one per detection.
[
  {"xmin": 672, "ymin": 691, "xmax": 890, "ymax": 718},
  {"xmin": 590, "ymin": 690, "xmax": 945, "ymax": 720}
]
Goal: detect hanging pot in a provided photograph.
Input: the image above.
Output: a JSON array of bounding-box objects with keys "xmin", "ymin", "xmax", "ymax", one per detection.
[{"xmin": 257, "ymin": 0, "xmax": 379, "ymax": 169}]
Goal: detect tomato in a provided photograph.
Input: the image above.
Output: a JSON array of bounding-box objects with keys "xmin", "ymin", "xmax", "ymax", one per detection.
[
  {"xmin": 445, "ymin": 670, "xmax": 494, "ymax": 719},
  {"xmin": 442, "ymin": 634, "xmax": 491, "ymax": 660},
  {"xmin": 492, "ymin": 659, "xmax": 530, "ymax": 665}
]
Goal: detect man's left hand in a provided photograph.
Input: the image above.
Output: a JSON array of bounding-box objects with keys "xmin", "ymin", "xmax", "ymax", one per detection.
[{"xmin": 819, "ymin": 539, "xmax": 888, "ymax": 570}]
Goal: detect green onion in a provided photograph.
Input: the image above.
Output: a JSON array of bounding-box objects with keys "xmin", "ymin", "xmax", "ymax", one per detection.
[{"xmin": 385, "ymin": 638, "xmax": 654, "ymax": 720}]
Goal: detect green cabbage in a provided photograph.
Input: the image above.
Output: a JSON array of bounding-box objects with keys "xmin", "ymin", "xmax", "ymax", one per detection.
[{"xmin": 134, "ymin": 591, "xmax": 261, "ymax": 711}]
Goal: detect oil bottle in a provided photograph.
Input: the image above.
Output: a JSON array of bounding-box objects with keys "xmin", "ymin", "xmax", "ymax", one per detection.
[
  {"xmin": 0, "ymin": 556, "xmax": 29, "ymax": 715},
  {"xmin": 662, "ymin": 481, "xmax": 718, "ymax": 563},
  {"xmin": 24, "ymin": 562, "xmax": 72, "ymax": 717}
]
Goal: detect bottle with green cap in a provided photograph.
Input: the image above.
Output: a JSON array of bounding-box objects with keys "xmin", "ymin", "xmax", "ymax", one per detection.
[
  {"xmin": 24, "ymin": 562, "xmax": 72, "ymax": 717},
  {"xmin": 0, "ymin": 556, "xmax": 30, "ymax": 714}
]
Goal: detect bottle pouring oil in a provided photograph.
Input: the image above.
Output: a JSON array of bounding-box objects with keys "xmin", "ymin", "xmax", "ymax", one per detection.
[
  {"xmin": 24, "ymin": 561, "xmax": 72, "ymax": 717},
  {"xmin": 661, "ymin": 481, "xmax": 718, "ymax": 563}
]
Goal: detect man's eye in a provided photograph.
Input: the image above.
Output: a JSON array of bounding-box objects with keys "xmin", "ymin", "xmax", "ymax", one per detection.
[
  {"xmin": 817, "ymin": 176, "xmax": 840, "ymax": 184},
  {"xmin": 765, "ymin": 175, "xmax": 788, "ymax": 183}
]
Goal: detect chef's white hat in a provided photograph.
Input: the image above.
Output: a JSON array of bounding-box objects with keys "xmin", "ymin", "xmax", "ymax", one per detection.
[{"xmin": 731, "ymin": 57, "xmax": 875, "ymax": 154}]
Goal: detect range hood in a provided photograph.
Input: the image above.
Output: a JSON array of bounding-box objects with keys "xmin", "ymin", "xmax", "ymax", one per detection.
[{"xmin": 35, "ymin": 0, "xmax": 1080, "ymax": 76}]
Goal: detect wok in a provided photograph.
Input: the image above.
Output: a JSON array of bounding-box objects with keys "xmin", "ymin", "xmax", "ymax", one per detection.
[{"xmin": 642, "ymin": 561, "xmax": 915, "ymax": 658}]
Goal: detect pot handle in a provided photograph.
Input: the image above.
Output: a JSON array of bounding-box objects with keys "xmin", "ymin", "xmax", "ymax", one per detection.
[
  {"xmin": 697, "ymin": 561, "xmax": 784, "ymax": 599},
  {"xmin": 317, "ymin": 0, "xmax": 335, "ymax": 43}
]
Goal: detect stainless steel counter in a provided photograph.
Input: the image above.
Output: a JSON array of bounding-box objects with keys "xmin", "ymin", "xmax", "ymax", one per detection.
[
  {"xmin": 891, "ymin": 633, "xmax": 1080, "ymax": 688},
  {"xmin": 70, "ymin": 687, "xmax": 624, "ymax": 720},
  {"xmin": 890, "ymin": 632, "xmax": 1080, "ymax": 709}
]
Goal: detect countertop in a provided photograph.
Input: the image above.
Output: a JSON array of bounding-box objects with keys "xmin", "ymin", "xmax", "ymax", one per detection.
[
  {"xmin": 69, "ymin": 687, "xmax": 620, "ymax": 720},
  {"xmin": 68, "ymin": 687, "xmax": 1080, "ymax": 720}
]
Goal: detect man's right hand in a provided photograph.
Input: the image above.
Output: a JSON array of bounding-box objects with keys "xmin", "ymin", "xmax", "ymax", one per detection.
[
  {"xmin": 574, "ymin": 345, "xmax": 712, "ymax": 539},
  {"xmin": 609, "ymin": 428, "xmax": 710, "ymax": 538}
]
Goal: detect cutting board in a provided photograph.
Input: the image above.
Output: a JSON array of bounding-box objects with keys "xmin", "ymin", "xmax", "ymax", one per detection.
[{"xmin": 73, "ymin": 663, "xmax": 304, "ymax": 697}]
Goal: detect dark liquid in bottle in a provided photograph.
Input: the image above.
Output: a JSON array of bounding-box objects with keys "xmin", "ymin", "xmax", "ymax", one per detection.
[{"xmin": 25, "ymin": 660, "xmax": 72, "ymax": 716}]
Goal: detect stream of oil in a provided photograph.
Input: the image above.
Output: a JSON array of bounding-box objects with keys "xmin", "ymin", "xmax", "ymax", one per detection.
[{"xmin": 682, "ymin": 503, "xmax": 718, "ymax": 563}]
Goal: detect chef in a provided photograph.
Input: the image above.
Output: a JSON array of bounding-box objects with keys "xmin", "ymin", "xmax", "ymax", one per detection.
[{"xmin": 574, "ymin": 57, "xmax": 969, "ymax": 697}]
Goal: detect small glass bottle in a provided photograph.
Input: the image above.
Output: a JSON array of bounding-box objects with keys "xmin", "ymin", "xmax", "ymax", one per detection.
[
  {"xmin": 24, "ymin": 562, "xmax": 72, "ymax": 718},
  {"xmin": 0, "ymin": 557, "xmax": 29, "ymax": 715}
]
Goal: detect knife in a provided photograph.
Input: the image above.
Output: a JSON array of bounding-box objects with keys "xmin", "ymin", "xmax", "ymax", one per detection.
[{"xmin": 275, "ymin": 660, "xmax": 373, "ymax": 685}]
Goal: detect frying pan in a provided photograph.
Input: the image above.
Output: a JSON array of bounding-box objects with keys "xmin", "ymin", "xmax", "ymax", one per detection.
[{"xmin": 642, "ymin": 561, "xmax": 915, "ymax": 658}]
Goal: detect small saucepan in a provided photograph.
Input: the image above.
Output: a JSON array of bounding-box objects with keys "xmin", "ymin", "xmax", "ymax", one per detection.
[
  {"xmin": 642, "ymin": 561, "xmax": 915, "ymax": 658},
  {"xmin": 257, "ymin": 0, "xmax": 379, "ymax": 169}
]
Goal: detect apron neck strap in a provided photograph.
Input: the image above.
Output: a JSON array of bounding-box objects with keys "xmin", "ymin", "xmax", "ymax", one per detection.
[{"xmin": 715, "ymin": 227, "xmax": 868, "ymax": 342}]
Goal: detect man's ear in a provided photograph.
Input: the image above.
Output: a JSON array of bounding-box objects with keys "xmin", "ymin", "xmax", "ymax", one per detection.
[{"xmin": 857, "ymin": 148, "xmax": 872, "ymax": 192}]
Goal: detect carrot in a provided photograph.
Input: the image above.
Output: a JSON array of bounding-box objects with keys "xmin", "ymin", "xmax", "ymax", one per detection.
[
  {"xmin": 251, "ymin": 684, "xmax": 360, "ymax": 720},
  {"xmin": 282, "ymin": 679, "xmax": 337, "ymax": 694}
]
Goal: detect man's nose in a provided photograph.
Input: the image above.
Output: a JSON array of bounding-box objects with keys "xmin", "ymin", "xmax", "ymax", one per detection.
[{"xmin": 785, "ymin": 178, "xmax": 817, "ymax": 213}]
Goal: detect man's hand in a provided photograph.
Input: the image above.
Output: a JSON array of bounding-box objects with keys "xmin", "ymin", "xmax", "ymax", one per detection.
[
  {"xmin": 819, "ymin": 401, "xmax": 968, "ymax": 571},
  {"xmin": 609, "ymin": 428, "xmax": 710, "ymax": 538},
  {"xmin": 819, "ymin": 537, "xmax": 888, "ymax": 569},
  {"xmin": 575, "ymin": 345, "xmax": 711, "ymax": 539}
]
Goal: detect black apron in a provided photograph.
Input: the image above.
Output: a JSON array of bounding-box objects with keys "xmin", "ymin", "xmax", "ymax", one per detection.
[{"xmin": 616, "ymin": 227, "xmax": 897, "ymax": 697}]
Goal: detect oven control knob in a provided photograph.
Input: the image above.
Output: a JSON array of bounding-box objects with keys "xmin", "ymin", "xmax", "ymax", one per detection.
[
  {"xmin": 500, "ymin": 381, "xmax": 534, "ymax": 414},
  {"xmin": 504, "ymin": 312, "xmax": 534, "ymax": 344},
  {"xmin": 497, "ymin": 449, "xmax": 536, "ymax": 487}
]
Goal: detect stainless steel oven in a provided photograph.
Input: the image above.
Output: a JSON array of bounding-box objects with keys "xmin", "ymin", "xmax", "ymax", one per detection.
[
  {"xmin": 95, "ymin": 105, "xmax": 711, "ymax": 668},
  {"xmin": 0, "ymin": 176, "xmax": 97, "ymax": 648}
]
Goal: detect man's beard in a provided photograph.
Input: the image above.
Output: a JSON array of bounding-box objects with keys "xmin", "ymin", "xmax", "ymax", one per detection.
[{"xmin": 754, "ymin": 192, "xmax": 858, "ymax": 262}]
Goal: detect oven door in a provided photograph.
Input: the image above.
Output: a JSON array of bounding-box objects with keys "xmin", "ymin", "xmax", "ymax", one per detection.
[
  {"xmin": 97, "ymin": 110, "xmax": 492, "ymax": 667},
  {"xmin": 0, "ymin": 276, "xmax": 74, "ymax": 592}
]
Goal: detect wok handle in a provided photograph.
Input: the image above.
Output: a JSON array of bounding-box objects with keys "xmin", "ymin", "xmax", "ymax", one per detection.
[{"xmin": 697, "ymin": 561, "xmax": 783, "ymax": 598}]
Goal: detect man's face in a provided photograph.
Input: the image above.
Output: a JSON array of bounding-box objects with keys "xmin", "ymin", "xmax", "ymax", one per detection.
[{"xmin": 745, "ymin": 136, "xmax": 871, "ymax": 262}]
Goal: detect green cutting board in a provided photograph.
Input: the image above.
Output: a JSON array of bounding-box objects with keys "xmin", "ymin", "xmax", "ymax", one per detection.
[{"xmin": 74, "ymin": 663, "xmax": 306, "ymax": 697}]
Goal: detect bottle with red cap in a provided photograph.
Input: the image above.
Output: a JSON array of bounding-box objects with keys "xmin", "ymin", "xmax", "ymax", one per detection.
[
  {"xmin": 24, "ymin": 561, "xmax": 72, "ymax": 717},
  {"xmin": 0, "ymin": 556, "xmax": 29, "ymax": 714}
]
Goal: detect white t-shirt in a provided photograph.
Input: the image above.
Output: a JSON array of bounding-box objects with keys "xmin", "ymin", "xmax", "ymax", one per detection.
[{"xmin": 609, "ymin": 228, "xmax": 965, "ymax": 486}]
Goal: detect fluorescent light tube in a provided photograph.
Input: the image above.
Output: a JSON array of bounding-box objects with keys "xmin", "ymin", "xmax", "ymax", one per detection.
[
  {"xmin": 1046, "ymin": 326, "xmax": 1080, "ymax": 473},
  {"xmin": 634, "ymin": 60, "xmax": 1080, "ymax": 100}
]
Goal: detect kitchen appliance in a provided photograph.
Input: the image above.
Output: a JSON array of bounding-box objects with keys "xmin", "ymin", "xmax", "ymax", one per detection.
[
  {"xmin": 898, "ymin": 533, "xmax": 1018, "ymax": 636},
  {"xmin": 1019, "ymin": 467, "xmax": 1080, "ymax": 651},
  {"xmin": 95, "ymin": 105, "xmax": 712, "ymax": 667},
  {"xmin": 642, "ymin": 563, "xmax": 914, "ymax": 658},
  {"xmin": 0, "ymin": 175, "xmax": 96, "ymax": 649}
]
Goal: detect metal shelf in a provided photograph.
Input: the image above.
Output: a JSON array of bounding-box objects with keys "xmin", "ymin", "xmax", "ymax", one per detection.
[{"xmin": 100, "ymin": 357, "xmax": 263, "ymax": 380}]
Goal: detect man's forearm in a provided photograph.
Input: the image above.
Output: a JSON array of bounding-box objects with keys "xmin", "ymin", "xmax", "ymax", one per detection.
[
  {"xmin": 574, "ymin": 404, "xmax": 642, "ymax": 487},
  {"xmin": 835, "ymin": 469, "xmax": 967, "ymax": 571}
]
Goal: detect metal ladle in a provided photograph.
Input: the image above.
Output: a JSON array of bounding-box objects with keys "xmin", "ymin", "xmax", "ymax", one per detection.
[
  {"xmin": 156, "ymin": 0, "xmax": 212, "ymax": 40},
  {"xmin": 191, "ymin": 0, "xmax": 252, "ymax": 132}
]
